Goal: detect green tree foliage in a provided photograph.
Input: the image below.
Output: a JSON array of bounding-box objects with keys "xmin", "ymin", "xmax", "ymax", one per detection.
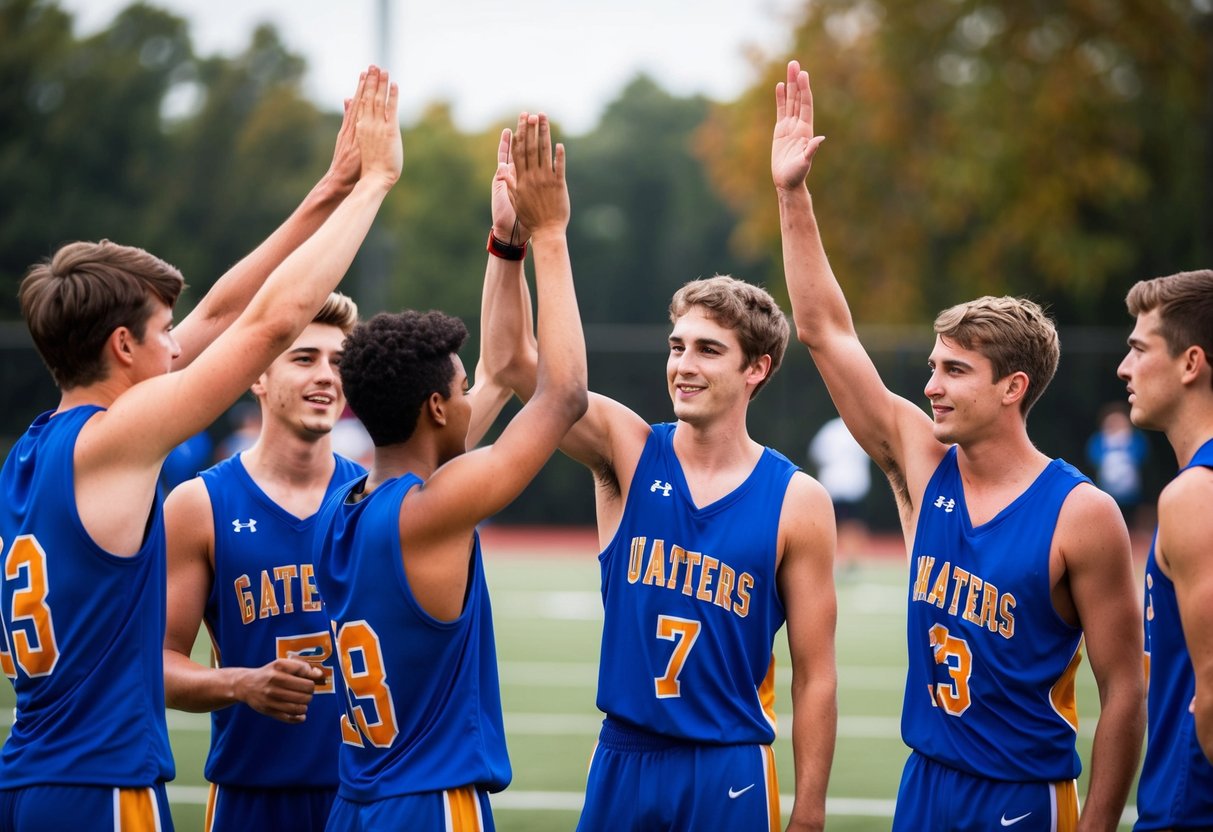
[
  {"xmin": 567, "ymin": 75, "xmax": 751, "ymax": 326},
  {"xmin": 700, "ymin": 0, "xmax": 1213, "ymax": 324},
  {"xmin": 0, "ymin": 0, "xmax": 191, "ymax": 317}
]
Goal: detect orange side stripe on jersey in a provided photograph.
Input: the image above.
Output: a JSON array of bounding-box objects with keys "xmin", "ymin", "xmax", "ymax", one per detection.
[
  {"xmin": 762, "ymin": 744, "xmax": 780, "ymax": 832},
  {"xmin": 444, "ymin": 786, "xmax": 483, "ymax": 832},
  {"xmin": 114, "ymin": 787, "xmax": 161, "ymax": 832},
  {"xmin": 759, "ymin": 654, "xmax": 778, "ymax": 731},
  {"xmin": 204, "ymin": 783, "xmax": 218, "ymax": 832},
  {"xmin": 1052, "ymin": 779, "xmax": 1079, "ymax": 832},
  {"xmin": 1049, "ymin": 639, "xmax": 1084, "ymax": 732}
]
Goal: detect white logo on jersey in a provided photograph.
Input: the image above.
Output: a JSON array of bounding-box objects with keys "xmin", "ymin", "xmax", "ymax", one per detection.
[
  {"xmin": 728, "ymin": 784, "xmax": 755, "ymax": 799},
  {"xmin": 933, "ymin": 495, "xmax": 956, "ymax": 513},
  {"xmin": 232, "ymin": 518, "xmax": 258, "ymax": 533},
  {"xmin": 650, "ymin": 480, "xmax": 673, "ymax": 497},
  {"xmin": 1000, "ymin": 812, "xmax": 1031, "ymax": 826}
]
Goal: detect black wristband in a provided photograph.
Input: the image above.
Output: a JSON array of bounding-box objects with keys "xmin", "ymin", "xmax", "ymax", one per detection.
[{"xmin": 486, "ymin": 230, "xmax": 527, "ymax": 261}]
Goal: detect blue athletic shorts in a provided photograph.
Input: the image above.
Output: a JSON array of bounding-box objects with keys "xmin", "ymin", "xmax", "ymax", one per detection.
[
  {"xmin": 893, "ymin": 751, "xmax": 1078, "ymax": 832},
  {"xmin": 204, "ymin": 783, "xmax": 335, "ymax": 831},
  {"xmin": 576, "ymin": 717, "xmax": 780, "ymax": 832},
  {"xmin": 325, "ymin": 786, "xmax": 494, "ymax": 832},
  {"xmin": 0, "ymin": 782, "xmax": 174, "ymax": 831}
]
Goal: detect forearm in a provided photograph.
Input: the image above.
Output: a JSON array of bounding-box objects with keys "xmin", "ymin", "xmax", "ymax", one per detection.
[
  {"xmin": 174, "ymin": 173, "xmax": 353, "ymax": 365},
  {"xmin": 787, "ymin": 676, "xmax": 837, "ymax": 831},
  {"xmin": 1078, "ymin": 690, "xmax": 1144, "ymax": 831},
  {"xmin": 164, "ymin": 649, "xmax": 249, "ymax": 713},
  {"xmin": 776, "ymin": 184, "xmax": 857, "ymax": 351},
  {"xmin": 529, "ymin": 229, "xmax": 587, "ymax": 416}
]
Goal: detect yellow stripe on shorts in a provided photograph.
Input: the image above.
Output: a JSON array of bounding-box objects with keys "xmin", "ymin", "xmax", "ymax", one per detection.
[
  {"xmin": 444, "ymin": 786, "xmax": 484, "ymax": 832},
  {"xmin": 113, "ymin": 786, "xmax": 162, "ymax": 832}
]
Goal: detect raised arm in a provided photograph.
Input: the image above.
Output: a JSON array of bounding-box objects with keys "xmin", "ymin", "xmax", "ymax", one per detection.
[
  {"xmin": 776, "ymin": 473, "xmax": 838, "ymax": 832},
  {"xmin": 466, "ymin": 128, "xmax": 533, "ymax": 447},
  {"xmin": 171, "ymin": 75, "xmax": 365, "ymax": 367},
  {"xmin": 1161, "ymin": 467, "xmax": 1213, "ymax": 763},
  {"xmin": 75, "ymin": 66, "xmax": 402, "ymax": 557},
  {"xmin": 162, "ymin": 480, "xmax": 322, "ymax": 722},
  {"xmin": 407, "ymin": 112, "xmax": 588, "ymax": 534},
  {"xmin": 774, "ymin": 60, "xmax": 938, "ymax": 512},
  {"xmin": 1056, "ymin": 486, "xmax": 1144, "ymax": 830}
]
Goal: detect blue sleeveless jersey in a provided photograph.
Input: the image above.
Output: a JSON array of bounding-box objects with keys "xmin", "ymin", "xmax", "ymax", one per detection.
[
  {"xmin": 596, "ymin": 422, "xmax": 797, "ymax": 744},
  {"xmin": 902, "ymin": 446, "xmax": 1086, "ymax": 781},
  {"xmin": 199, "ymin": 452, "xmax": 364, "ymax": 787},
  {"xmin": 0, "ymin": 407, "xmax": 174, "ymax": 787},
  {"xmin": 314, "ymin": 473, "xmax": 511, "ymax": 802},
  {"xmin": 1136, "ymin": 438, "xmax": 1213, "ymax": 830}
]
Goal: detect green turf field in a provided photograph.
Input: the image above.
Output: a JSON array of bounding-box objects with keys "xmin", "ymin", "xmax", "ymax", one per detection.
[{"xmin": 0, "ymin": 549, "xmax": 1139, "ymax": 831}]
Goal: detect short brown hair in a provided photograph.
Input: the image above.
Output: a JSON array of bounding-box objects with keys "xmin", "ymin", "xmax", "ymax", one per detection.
[
  {"xmin": 1126, "ymin": 270, "xmax": 1213, "ymax": 389},
  {"xmin": 669, "ymin": 275, "xmax": 790, "ymax": 399},
  {"xmin": 19, "ymin": 240, "xmax": 185, "ymax": 389},
  {"xmin": 313, "ymin": 291, "xmax": 359, "ymax": 335},
  {"xmin": 933, "ymin": 296, "xmax": 1059, "ymax": 415}
]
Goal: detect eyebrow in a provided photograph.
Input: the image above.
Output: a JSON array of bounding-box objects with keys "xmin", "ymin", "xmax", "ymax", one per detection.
[
  {"xmin": 669, "ymin": 335, "xmax": 730, "ymax": 350},
  {"xmin": 928, "ymin": 357, "xmax": 974, "ymax": 371}
]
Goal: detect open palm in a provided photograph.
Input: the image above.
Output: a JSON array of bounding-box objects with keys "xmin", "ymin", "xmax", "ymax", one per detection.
[{"xmin": 772, "ymin": 60, "xmax": 825, "ymax": 191}]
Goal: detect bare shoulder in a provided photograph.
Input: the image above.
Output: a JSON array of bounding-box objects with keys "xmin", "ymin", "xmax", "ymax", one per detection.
[
  {"xmin": 1055, "ymin": 481, "xmax": 1131, "ymax": 567},
  {"xmin": 164, "ymin": 476, "xmax": 216, "ymax": 559},
  {"xmin": 778, "ymin": 471, "xmax": 836, "ymax": 563},
  {"xmin": 1158, "ymin": 465, "xmax": 1213, "ymax": 571}
]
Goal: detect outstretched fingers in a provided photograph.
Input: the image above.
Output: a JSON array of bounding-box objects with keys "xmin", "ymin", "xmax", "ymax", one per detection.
[
  {"xmin": 498, "ymin": 128, "xmax": 512, "ymax": 167},
  {"xmin": 554, "ymin": 142, "xmax": 566, "ymax": 180}
]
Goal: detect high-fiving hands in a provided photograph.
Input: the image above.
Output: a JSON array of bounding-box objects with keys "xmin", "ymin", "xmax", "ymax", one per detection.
[
  {"xmin": 507, "ymin": 113, "xmax": 569, "ymax": 239},
  {"xmin": 355, "ymin": 66, "xmax": 403, "ymax": 188}
]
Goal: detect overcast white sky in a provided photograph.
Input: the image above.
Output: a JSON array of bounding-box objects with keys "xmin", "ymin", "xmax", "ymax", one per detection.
[{"xmin": 60, "ymin": 0, "xmax": 802, "ymax": 134}]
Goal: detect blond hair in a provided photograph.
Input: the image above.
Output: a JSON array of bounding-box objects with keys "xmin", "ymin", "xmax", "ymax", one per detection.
[{"xmin": 933, "ymin": 296, "xmax": 1059, "ymax": 415}]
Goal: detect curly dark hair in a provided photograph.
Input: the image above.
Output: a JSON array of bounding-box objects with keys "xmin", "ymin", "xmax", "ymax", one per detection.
[{"xmin": 339, "ymin": 310, "xmax": 468, "ymax": 446}]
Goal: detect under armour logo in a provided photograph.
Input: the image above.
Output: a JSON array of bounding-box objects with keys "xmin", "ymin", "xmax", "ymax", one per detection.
[
  {"xmin": 232, "ymin": 518, "xmax": 258, "ymax": 533},
  {"xmin": 650, "ymin": 480, "xmax": 673, "ymax": 497},
  {"xmin": 933, "ymin": 496, "xmax": 955, "ymax": 513}
]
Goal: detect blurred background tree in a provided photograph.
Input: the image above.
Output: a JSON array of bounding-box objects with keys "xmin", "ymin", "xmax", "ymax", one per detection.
[{"xmin": 1, "ymin": 0, "xmax": 1209, "ymax": 528}]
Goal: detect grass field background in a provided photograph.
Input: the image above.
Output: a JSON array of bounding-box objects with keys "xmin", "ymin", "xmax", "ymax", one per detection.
[{"xmin": 1, "ymin": 531, "xmax": 1139, "ymax": 831}]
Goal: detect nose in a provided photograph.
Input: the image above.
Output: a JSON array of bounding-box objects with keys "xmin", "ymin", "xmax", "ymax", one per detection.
[
  {"xmin": 1116, "ymin": 352, "xmax": 1131, "ymax": 381},
  {"xmin": 924, "ymin": 368, "xmax": 943, "ymax": 400},
  {"xmin": 169, "ymin": 331, "xmax": 182, "ymax": 360}
]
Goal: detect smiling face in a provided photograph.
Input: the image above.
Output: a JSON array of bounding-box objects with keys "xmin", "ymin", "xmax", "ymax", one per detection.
[
  {"xmin": 666, "ymin": 307, "xmax": 768, "ymax": 427},
  {"xmin": 253, "ymin": 322, "xmax": 347, "ymax": 439},
  {"xmin": 923, "ymin": 335, "xmax": 1013, "ymax": 446}
]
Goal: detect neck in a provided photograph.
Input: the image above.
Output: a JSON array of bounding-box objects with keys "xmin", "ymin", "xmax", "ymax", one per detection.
[
  {"xmin": 955, "ymin": 425, "xmax": 1047, "ymax": 485},
  {"xmin": 57, "ymin": 376, "xmax": 129, "ymax": 412},
  {"xmin": 672, "ymin": 412, "xmax": 758, "ymax": 472},
  {"xmin": 241, "ymin": 428, "xmax": 336, "ymax": 488},
  {"xmin": 365, "ymin": 440, "xmax": 438, "ymax": 494},
  {"xmin": 1165, "ymin": 399, "xmax": 1213, "ymax": 467}
]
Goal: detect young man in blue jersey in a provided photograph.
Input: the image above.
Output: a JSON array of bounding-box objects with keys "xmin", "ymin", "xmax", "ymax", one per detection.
[
  {"xmin": 312, "ymin": 112, "xmax": 587, "ymax": 832},
  {"xmin": 772, "ymin": 61, "xmax": 1144, "ymax": 831},
  {"xmin": 490, "ymin": 158, "xmax": 837, "ymax": 832},
  {"xmin": 160, "ymin": 292, "xmax": 363, "ymax": 830},
  {"xmin": 0, "ymin": 66, "xmax": 401, "ymax": 831},
  {"xmin": 1117, "ymin": 269, "xmax": 1213, "ymax": 831}
]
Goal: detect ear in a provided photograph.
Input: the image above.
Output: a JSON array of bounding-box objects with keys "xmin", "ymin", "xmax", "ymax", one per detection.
[
  {"xmin": 426, "ymin": 391, "xmax": 448, "ymax": 427},
  {"xmin": 1001, "ymin": 371, "xmax": 1030, "ymax": 407},
  {"xmin": 250, "ymin": 377, "xmax": 267, "ymax": 399},
  {"xmin": 1180, "ymin": 345, "xmax": 1210, "ymax": 386},
  {"xmin": 745, "ymin": 354, "xmax": 773, "ymax": 387},
  {"xmin": 107, "ymin": 326, "xmax": 137, "ymax": 369}
]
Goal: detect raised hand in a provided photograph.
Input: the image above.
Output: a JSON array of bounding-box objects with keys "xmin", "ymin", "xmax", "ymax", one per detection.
[
  {"xmin": 772, "ymin": 60, "xmax": 826, "ymax": 192},
  {"xmin": 508, "ymin": 112, "xmax": 569, "ymax": 238},
  {"xmin": 355, "ymin": 66, "xmax": 403, "ymax": 188},
  {"xmin": 325, "ymin": 72, "xmax": 367, "ymax": 189},
  {"xmin": 491, "ymin": 128, "xmax": 529, "ymax": 245}
]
